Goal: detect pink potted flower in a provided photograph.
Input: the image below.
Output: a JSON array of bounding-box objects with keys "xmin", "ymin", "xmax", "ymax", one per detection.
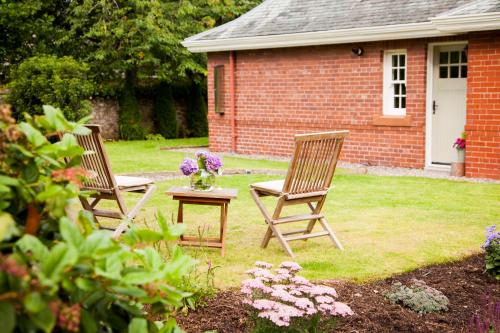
[{"xmin": 451, "ymin": 132, "xmax": 466, "ymax": 177}]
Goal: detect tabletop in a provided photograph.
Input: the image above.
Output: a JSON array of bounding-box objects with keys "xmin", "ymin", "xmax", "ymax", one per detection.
[{"xmin": 166, "ymin": 186, "xmax": 238, "ymax": 200}]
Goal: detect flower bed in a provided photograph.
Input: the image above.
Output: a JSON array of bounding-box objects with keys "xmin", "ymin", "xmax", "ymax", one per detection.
[{"xmin": 176, "ymin": 254, "xmax": 499, "ymax": 333}]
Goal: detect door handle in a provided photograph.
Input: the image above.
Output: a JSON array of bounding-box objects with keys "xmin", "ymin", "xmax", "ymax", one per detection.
[{"xmin": 432, "ymin": 100, "xmax": 437, "ymax": 114}]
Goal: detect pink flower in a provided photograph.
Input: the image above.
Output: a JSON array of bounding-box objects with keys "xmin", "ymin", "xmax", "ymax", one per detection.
[
  {"xmin": 291, "ymin": 276, "xmax": 312, "ymax": 286},
  {"xmin": 271, "ymin": 288, "xmax": 297, "ymax": 303},
  {"xmin": 280, "ymin": 261, "xmax": 302, "ymax": 272},
  {"xmin": 332, "ymin": 302, "xmax": 354, "ymax": 316},
  {"xmin": 316, "ymin": 295, "xmax": 335, "ymax": 304},
  {"xmin": 255, "ymin": 261, "xmax": 273, "ymax": 269}
]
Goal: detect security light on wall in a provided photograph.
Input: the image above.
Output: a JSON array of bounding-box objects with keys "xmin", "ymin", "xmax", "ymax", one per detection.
[{"xmin": 352, "ymin": 47, "xmax": 364, "ymax": 56}]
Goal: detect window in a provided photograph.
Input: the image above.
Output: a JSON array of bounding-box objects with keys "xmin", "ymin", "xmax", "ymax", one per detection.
[
  {"xmin": 214, "ymin": 65, "xmax": 224, "ymax": 114},
  {"xmin": 383, "ymin": 50, "xmax": 407, "ymax": 116},
  {"xmin": 439, "ymin": 50, "xmax": 467, "ymax": 79}
]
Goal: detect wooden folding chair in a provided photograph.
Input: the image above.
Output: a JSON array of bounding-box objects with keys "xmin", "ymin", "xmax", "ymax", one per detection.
[
  {"xmin": 75, "ymin": 125, "xmax": 156, "ymax": 236},
  {"xmin": 250, "ymin": 131, "xmax": 348, "ymax": 257}
]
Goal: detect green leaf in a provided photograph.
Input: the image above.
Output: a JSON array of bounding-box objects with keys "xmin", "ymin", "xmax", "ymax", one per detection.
[
  {"xmin": 59, "ymin": 217, "xmax": 83, "ymax": 249},
  {"xmin": 22, "ymin": 161, "xmax": 39, "ymax": 183},
  {"xmin": 16, "ymin": 235, "xmax": 49, "ymax": 261},
  {"xmin": 81, "ymin": 309, "xmax": 98, "ymax": 333},
  {"xmin": 41, "ymin": 243, "xmax": 78, "ymax": 284},
  {"xmin": 0, "ymin": 213, "xmax": 19, "ymax": 241},
  {"xmin": 75, "ymin": 277, "xmax": 99, "ymax": 291},
  {"xmin": 0, "ymin": 302, "xmax": 15, "ymax": 333},
  {"xmin": 128, "ymin": 318, "xmax": 148, "ymax": 333},
  {"xmin": 0, "ymin": 176, "xmax": 20, "ymax": 186},
  {"xmin": 18, "ymin": 122, "xmax": 48, "ymax": 147},
  {"xmin": 23, "ymin": 292, "xmax": 45, "ymax": 313},
  {"xmin": 30, "ymin": 307, "xmax": 56, "ymax": 333}
]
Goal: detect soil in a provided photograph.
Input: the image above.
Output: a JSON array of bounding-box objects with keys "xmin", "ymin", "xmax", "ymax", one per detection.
[{"xmin": 175, "ymin": 254, "xmax": 499, "ymax": 333}]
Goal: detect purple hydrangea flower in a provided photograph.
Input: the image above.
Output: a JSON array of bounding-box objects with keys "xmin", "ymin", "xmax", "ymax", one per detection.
[
  {"xmin": 483, "ymin": 225, "xmax": 500, "ymax": 249},
  {"xmin": 204, "ymin": 153, "xmax": 223, "ymax": 173},
  {"xmin": 180, "ymin": 158, "xmax": 198, "ymax": 176},
  {"xmin": 195, "ymin": 151, "xmax": 207, "ymax": 159}
]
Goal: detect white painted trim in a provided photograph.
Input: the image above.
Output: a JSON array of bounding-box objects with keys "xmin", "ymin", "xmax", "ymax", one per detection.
[
  {"xmin": 183, "ymin": 12, "xmax": 500, "ymax": 53},
  {"xmin": 432, "ymin": 12, "xmax": 500, "ymax": 32},
  {"xmin": 425, "ymin": 41, "xmax": 468, "ymax": 168},
  {"xmin": 183, "ymin": 22, "xmax": 450, "ymax": 53},
  {"xmin": 383, "ymin": 50, "xmax": 407, "ymax": 116}
]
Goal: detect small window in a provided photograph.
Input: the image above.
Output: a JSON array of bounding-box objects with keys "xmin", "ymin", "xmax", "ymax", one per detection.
[
  {"xmin": 214, "ymin": 65, "xmax": 224, "ymax": 114},
  {"xmin": 438, "ymin": 50, "xmax": 467, "ymax": 79},
  {"xmin": 383, "ymin": 50, "xmax": 407, "ymax": 116}
]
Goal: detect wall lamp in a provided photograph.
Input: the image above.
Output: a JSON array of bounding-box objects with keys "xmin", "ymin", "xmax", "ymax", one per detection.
[{"xmin": 352, "ymin": 47, "xmax": 364, "ymax": 56}]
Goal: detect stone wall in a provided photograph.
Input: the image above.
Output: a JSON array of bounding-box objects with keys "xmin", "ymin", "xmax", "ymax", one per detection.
[{"xmin": 90, "ymin": 99, "xmax": 120, "ymax": 140}]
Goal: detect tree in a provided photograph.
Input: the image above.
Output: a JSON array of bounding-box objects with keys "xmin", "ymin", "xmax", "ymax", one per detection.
[{"xmin": 0, "ymin": 0, "xmax": 68, "ymax": 82}]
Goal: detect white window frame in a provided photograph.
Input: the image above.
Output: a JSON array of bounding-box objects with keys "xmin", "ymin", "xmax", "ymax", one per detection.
[{"xmin": 383, "ymin": 50, "xmax": 407, "ymax": 116}]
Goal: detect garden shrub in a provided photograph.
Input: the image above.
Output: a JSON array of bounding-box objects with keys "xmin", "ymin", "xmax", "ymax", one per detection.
[
  {"xmin": 118, "ymin": 79, "xmax": 146, "ymax": 140},
  {"xmin": 186, "ymin": 84, "xmax": 208, "ymax": 138},
  {"xmin": 242, "ymin": 261, "xmax": 353, "ymax": 332},
  {"xmin": 483, "ymin": 225, "xmax": 500, "ymax": 280},
  {"xmin": 385, "ymin": 279, "xmax": 449, "ymax": 314},
  {"xmin": 0, "ymin": 105, "xmax": 193, "ymax": 332},
  {"xmin": 153, "ymin": 83, "xmax": 177, "ymax": 139},
  {"xmin": 468, "ymin": 294, "xmax": 500, "ymax": 333},
  {"xmin": 7, "ymin": 55, "xmax": 94, "ymax": 121}
]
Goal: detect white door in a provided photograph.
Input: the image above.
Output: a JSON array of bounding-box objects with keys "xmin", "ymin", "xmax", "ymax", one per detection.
[{"xmin": 431, "ymin": 44, "xmax": 467, "ymax": 165}]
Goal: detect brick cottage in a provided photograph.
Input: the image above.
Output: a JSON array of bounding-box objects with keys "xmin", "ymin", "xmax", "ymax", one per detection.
[{"xmin": 183, "ymin": 0, "xmax": 500, "ymax": 179}]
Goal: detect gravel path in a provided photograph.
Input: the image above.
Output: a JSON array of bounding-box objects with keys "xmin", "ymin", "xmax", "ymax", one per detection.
[{"xmin": 129, "ymin": 148, "xmax": 499, "ymax": 184}]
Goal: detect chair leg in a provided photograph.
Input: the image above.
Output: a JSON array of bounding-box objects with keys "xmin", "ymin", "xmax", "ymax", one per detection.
[
  {"xmin": 126, "ymin": 184, "xmax": 156, "ymax": 220},
  {"xmin": 318, "ymin": 217, "xmax": 344, "ymax": 250},
  {"xmin": 79, "ymin": 196, "xmax": 98, "ymax": 222},
  {"xmin": 250, "ymin": 188, "xmax": 295, "ymax": 257}
]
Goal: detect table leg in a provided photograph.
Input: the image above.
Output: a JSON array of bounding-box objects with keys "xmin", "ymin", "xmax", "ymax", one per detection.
[
  {"xmin": 220, "ymin": 202, "xmax": 228, "ymax": 257},
  {"xmin": 177, "ymin": 201, "xmax": 184, "ymax": 241}
]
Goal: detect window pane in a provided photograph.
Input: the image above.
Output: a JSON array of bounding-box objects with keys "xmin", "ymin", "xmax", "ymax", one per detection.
[
  {"xmin": 401, "ymin": 97, "xmax": 406, "ymax": 109},
  {"xmin": 399, "ymin": 54, "xmax": 405, "ymax": 67},
  {"xmin": 461, "ymin": 51, "xmax": 467, "ymax": 63},
  {"xmin": 439, "ymin": 52, "xmax": 448, "ymax": 64},
  {"xmin": 450, "ymin": 66, "xmax": 459, "ymax": 78},
  {"xmin": 392, "ymin": 55, "xmax": 398, "ymax": 67},
  {"xmin": 394, "ymin": 83, "xmax": 400, "ymax": 95},
  {"xmin": 402, "ymin": 84, "xmax": 406, "ymax": 95},
  {"xmin": 439, "ymin": 66, "xmax": 448, "ymax": 78},
  {"xmin": 399, "ymin": 68, "xmax": 405, "ymax": 80},
  {"xmin": 393, "ymin": 69, "xmax": 398, "ymax": 80},
  {"xmin": 450, "ymin": 51, "xmax": 460, "ymax": 64},
  {"xmin": 461, "ymin": 65, "xmax": 467, "ymax": 78},
  {"xmin": 394, "ymin": 97, "xmax": 399, "ymax": 108}
]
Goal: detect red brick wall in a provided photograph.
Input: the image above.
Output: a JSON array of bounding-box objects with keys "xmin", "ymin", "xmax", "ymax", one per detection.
[
  {"xmin": 465, "ymin": 31, "xmax": 500, "ymax": 179},
  {"xmin": 207, "ymin": 35, "xmax": 499, "ymax": 178}
]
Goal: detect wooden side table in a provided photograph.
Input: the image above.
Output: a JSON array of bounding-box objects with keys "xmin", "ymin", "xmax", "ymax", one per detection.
[{"xmin": 166, "ymin": 187, "xmax": 238, "ymax": 256}]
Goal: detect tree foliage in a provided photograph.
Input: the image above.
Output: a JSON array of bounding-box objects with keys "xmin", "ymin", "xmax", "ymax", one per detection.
[
  {"xmin": 154, "ymin": 83, "xmax": 177, "ymax": 139},
  {"xmin": 8, "ymin": 56, "xmax": 94, "ymax": 121}
]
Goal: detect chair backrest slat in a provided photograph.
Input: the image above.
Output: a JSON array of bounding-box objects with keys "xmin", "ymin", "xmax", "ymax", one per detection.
[
  {"xmin": 75, "ymin": 125, "xmax": 116, "ymax": 192},
  {"xmin": 283, "ymin": 131, "xmax": 348, "ymax": 195}
]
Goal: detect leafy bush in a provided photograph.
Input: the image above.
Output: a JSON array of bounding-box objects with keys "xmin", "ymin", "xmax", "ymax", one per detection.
[
  {"xmin": 0, "ymin": 105, "xmax": 193, "ymax": 332},
  {"xmin": 118, "ymin": 79, "xmax": 146, "ymax": 140},
  {"xmin": 154, "ymin": 83, "xmax": 177, "ymax": 139},
  {"xmin": 7, "ymin": 56, "xmax": 94, "ymax": 121},
  {"xmin": 385, "ymin": 279, "xmax": 449, "ymax": 314},
  {"xmin": 483, "ymin": 225, "xmax": 500, "ymax": 280},
  {"xmin": 242, "ymin": 261, "xmax": 353, "ymax": 332},
  {"xmin": 186, "ymin": 84, "xmax": 208, "ymax": 138}
]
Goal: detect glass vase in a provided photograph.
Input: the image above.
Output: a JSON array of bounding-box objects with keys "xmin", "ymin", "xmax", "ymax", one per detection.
[
  {"xmin": 190, "ymin": 170, "xmax": 215, "ymax": 191},
  {"xmin": 456, "ymin": 149, "xmax": 465, "ymax": 163}
]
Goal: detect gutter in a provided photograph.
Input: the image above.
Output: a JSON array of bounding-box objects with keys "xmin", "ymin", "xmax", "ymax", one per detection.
[
  {"xmin": 182, "ymin": 14, "xmax": 500, "ymax": 53},
  {"xmin": 229, "ymin": 51, "xmax": 237, "ymax": 152}
]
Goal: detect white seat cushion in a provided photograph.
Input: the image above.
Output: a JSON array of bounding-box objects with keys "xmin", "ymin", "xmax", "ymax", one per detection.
[
  {"xmin": 114, "ymin": 176, "xmax": 153, "ymax": 188},
  {"xmin": 250, "ymin": 179, "xmax": 284, "ymax": 195}
]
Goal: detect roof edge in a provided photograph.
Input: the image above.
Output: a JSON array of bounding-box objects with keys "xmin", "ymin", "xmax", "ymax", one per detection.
[
  {"xmin": 182, "ymin": 22, "xmax": 449, "ymax": 53},
  {"xmin": 182, "ymin": 13, "xmax": 500, "ymax": 53}
]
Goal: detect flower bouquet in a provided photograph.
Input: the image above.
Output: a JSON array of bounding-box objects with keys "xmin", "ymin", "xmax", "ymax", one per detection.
[{"xmin": 180, "ymin": 151, "xmax": 223, "ymax": 191}]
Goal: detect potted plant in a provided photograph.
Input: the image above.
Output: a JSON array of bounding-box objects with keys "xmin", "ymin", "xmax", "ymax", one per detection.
[
  {"xmin": 180, "ymin": 151, "xmax": 223, "ymax": 191},
  {"xmin": 451, "ymin": 132, "xmax": 466, "ymax": 177}
]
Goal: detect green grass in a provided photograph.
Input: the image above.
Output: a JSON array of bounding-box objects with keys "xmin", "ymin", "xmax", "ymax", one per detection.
[
  {"xmin": 104, "ymin": 139, "xmax": 500, "ymax": 287},
  {"xmin": 105, "ymin": 137, "xmax": 287, "ymax": 174}
]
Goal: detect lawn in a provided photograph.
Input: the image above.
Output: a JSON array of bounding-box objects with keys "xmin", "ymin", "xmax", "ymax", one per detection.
[{"xmin": 104, "ymin": 138, "xmax": 500, "ymax": 287}]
